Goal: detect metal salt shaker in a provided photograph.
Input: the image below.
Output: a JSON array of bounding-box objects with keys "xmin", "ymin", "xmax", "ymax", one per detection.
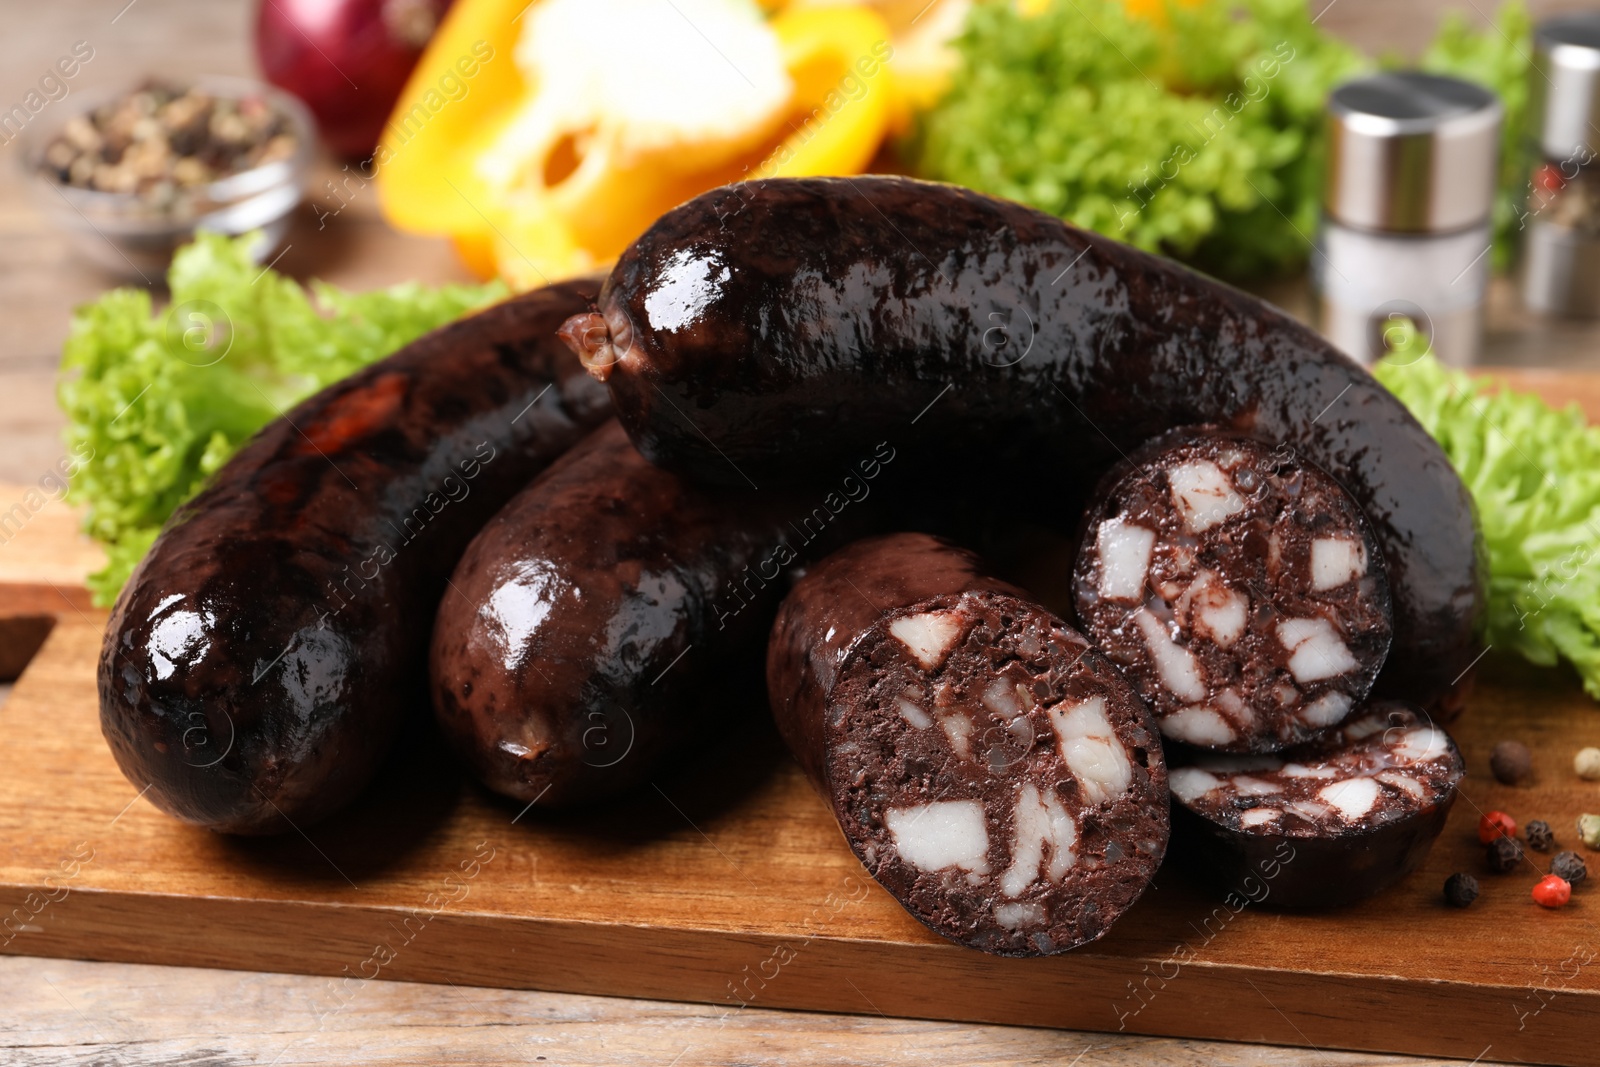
[
  {"xmin": 1520, "ymin": 13, "xmax": 1600, "ymax": 318},
  {"xmin": 1314, "ymin": 72, "xmax": 1502, "ymax": 365}
]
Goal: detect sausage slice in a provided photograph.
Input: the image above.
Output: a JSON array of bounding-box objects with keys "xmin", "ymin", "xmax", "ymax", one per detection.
[
  {"xmin": 1167, "ymin": 701, "xmax": 1464, "ymax": 909},
  {"xmin": 1073, "ymin": 432, "xmax": 1392, "ymax": 751},
  {"xmin": 769, "ymin": 533, "xmax": 1167, "ymax": 955}
]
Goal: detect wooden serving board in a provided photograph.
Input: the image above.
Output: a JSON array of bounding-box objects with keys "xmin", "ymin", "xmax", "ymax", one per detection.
[{"xmin": 5, "ymin": 372, "xmax": 1600, "ymax": 1066}]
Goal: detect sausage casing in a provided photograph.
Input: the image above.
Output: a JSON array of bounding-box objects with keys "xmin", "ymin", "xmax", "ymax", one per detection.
[
  {"xmin": 99, "ymin": 281, "xmax": 611, "ymax": 833},
  {"xmin": 431, "ymin": 420, "xmax": 816, "ymax": 806},
  {"xmin": 568, "ymin": 176, "xmax": 1485, "ymax": 712}
]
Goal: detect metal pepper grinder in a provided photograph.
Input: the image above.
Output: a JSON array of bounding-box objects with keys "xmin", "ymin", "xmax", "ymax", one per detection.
[
  {"xmin": 1314, "ymin": 72, "xmax": 1503, "ymax": 366},
  {"xmin": 1520, "ymin": 13, "xmax": 1600, "ymax": 317}
]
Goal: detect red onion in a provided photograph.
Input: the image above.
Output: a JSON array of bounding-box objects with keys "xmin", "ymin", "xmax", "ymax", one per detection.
[{"xmin": 255, "ymin": 0, "xmax": 452, "ymax": 159}]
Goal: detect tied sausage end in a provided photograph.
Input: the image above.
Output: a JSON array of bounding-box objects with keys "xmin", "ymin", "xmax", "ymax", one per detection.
[{"xmin": 559, "ymin": 311, "xmax": 619, "ymax": 381}]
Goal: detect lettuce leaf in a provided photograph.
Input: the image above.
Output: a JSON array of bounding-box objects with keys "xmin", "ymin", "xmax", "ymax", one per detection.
[
  {"xmin": 1375, "ymin": 337, "xmax": 1600, "ymax": 699},
  {"xmin": 910, "ymin": 0, "xmax": 1532, "ymax": 280},
  {"xmin": 59, "ymin": 232, "xmax": 506, "ymax": 605},
  {"xmin": 908, "ymin": 0, "xmax": 1367, "ymax": 280}
]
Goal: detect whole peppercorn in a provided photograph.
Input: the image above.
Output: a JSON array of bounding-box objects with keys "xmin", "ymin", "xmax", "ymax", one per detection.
[
  {"xmin": 1526, "ymin": 820, "xmax": 1555, "ymax": 852},
  {"xmin": 1443, "ymin": 872, "xmax": 1480, "ymax": 908},
  {"xmin": 1551, "ymin": 851, "xmax": 1588, "ymax": 884},
  {"xmin": 1579, "ymin": 814, "xmax": 1600, "ymax": 850},
  {"xmin": 1479, "ymin": 810, "xmax": 1517, "ymax": 844},
  {"xmin": 1575, "ymin": 747, "xmax": 1600, "ymax": 781},
  {"xmin": 1533, "ymin": 875, "xmax": 1572, "ymax": 908},
  {"xmin": 1488, "ymin": 834, "xmax": 1525, "ymax": 873},
  {"xmin": 1490, "ymin": 740, "xmax": 1533, "ymax": 784}
]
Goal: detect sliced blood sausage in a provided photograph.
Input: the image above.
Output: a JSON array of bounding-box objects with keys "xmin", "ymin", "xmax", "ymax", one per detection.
[
  {"xmin": 561, "ymin": 175, "xmax": 1485, "ymax": 714},
  {"xmin": 432, "ymin": 420, "xmax": 818, "ymax": 807},
  {"xmin": 1073, "ymin": 431, "xmax": 1392, "ymax": 752},
  {"xmin": 99, "ymin": 281, "xmax": 611, "ymax": 834},
  {"xmin": 1166, "ymin": 701, "xmax": 1464, "ymax": 909},
  {"xmin": 768, "ymin": 532, "xmax": 1168, "ymax": 956}
]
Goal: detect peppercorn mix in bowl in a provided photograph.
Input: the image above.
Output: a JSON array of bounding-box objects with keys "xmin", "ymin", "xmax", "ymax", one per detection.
[{"xmin": 21, "ymin": 75, "xmax": 314, "ymax": 278}]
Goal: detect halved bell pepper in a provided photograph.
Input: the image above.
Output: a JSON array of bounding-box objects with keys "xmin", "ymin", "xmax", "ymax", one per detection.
[{"xmin": 377, "ymin": 0, "xmax": 895, "ymax": 287}]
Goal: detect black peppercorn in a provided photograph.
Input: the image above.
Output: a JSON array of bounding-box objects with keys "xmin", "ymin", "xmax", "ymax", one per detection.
[
  {"xmin": 1489, "ymin": 740, "xmax": 1532, "ymax": 785},
  {"xmin": 1444, "ymin": 872, "xmax": 1480, "ymax": 907},
  {"xmin": 1526, "ymin": 819, "xmax": 1555, "ymax": 852},
  {"xmin": 1487, "ymin": 834, "xmax": 1524, "ymax": 873},
  {"xmin": 1551, "ymin": 850, "xmax": 1588, "ymax": 884}
]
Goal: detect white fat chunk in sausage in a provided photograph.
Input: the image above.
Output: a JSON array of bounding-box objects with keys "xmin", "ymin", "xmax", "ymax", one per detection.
[
  {"xmin": 1377, "ymin": 770, "xmax": 1426, "ymax": 799},
  {"xmin": 1281, "ymin": 762, "xmax": 1338, "ymax": 778},
  {"xmin": 1000, "ymin": 783, "xmax": 1077, "ymax": 897},
  {"xmin": 1342, "ymin": 715, "xmax": 1386, "ymax": 740},
  {"xmin": 1394, "ymin": 726, "xmax": 1449, "ymax": 765},
  {"xmin": 1299, "ymin": 691, "xmax": 1352, "ymax": 728},
  {"xmin": 1310, "ymin": 537, "xmax": 1367, "ymax": 592},
  {"xmin": 896, "ymin": 695, "xmax": 932, "ymax": 730},
  {"xmin": 886, "ymin": 800, "xmax": 991, "ymax": 876},
  {"xmin": 1168, "ymin": 460, "xmax": 1246, "ymax": 534},
  {"xmin": 1135, "ymin": 609, "xmax": 1207, "ymax": 703},
  {"xmin": 1238, "ymin": 807, "xmax": 1281, "ymax": 828},
  {"xmin": 1183, "ymin": 571, "xmax": 1249, "ymax": 649},
  {"xmin": 1318, "ymin": 776, "xmax": 1381, "ymax": 821},
  {"xmin": 1287, "ymin": 799, "xmax": 1333, "ymax": 822},
  {"xmin": 1230, "ymin": 775, "xmax": 1280, "ymax": 797},
  {"xmin": 1007, "ymin": 710, "xmax": 1034, "ymax": 745},
  {"xmin": 994, "ymin": 901, "xmax": 1046, "ymax": 930},
  {"xmin": 938, "ymin": 709, "xmax": 975, "ymax": 759},
  {"xmin": 1277, "ymin": 618, "xmax": 1359, "ymax": 683},
  {"xmin": 889, "ymin": 611, "xmax": 964, "ymax": 671},
  {"xmin": 1168, "ymin": 766, "xmax": 1223, "ymax": 804},
  {"xmin": 1161, "ymin": 706, "xmax": 1235, "ymax": 746},
  {"xmin": 1213, "ymin": 687, "xmax": 1252, "ymax": 725},
  {"xmin": 981, "ymin": 677, "xmax": 1026, "ymax": 721},
  {"xmin": 1049, "ymin": 697, "xmax": 1134, "ymax": 805},
  {"xmin": 1095, "ymin": 517, "xmax": 1156, "ymax": 601}
]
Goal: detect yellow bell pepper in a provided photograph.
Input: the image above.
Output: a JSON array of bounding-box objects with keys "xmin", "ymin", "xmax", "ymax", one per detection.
[
  {"xmin": 377, "ymin": 0, "xmax": 895, "ymax": 287},
  {"xmin": 1018, "ymin": 0, "xmax": 1207, "ymax": 26}
]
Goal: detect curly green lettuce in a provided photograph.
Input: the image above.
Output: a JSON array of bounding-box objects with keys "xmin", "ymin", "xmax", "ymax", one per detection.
[
  {"xmin": 911, "ymin": 0, "xmax": 1533, "ymax": 280},
  {"xmin": 1376, "ymin": 339, "xmax": 1600, "ymax": 700},
  {"xmin": 909, "ymin": 0, "xmax": 1367, "ymax": 280},
  {"xmin": 59, "ymin": 232, "xmax": 506, "ymax": 605}
]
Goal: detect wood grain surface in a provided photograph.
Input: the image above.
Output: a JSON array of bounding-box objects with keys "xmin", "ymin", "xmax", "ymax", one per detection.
[
  {"xmin": 4, "ymin": 527, "xmax": 1600, "ymax": 1064},
  {"xmin": 1, "ymin": 955, "xmax": 1488, "ymax": 1067},
  {"xmin": 3, "ymin": 2, "xmax": 1599, "ymax": 1064},
  {"xmin": 0, "ymin": 382, "xmax": 1594, "ymax": 1067}
]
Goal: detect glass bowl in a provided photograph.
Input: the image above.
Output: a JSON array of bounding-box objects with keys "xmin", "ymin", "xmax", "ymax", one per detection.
[{"xmin": 19, "ymin": 74, "xmax": 316, "ymax": 281}]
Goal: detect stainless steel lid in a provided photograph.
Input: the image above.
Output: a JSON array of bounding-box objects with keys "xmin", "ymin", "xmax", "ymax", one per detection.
[
  {"xmin": 1531, "ymin": 13, "xmax": 1600, "ymax": 161},
  {"xmin": 1325, "ymin": 71, "xmax": 1502, "ymax": 234}
]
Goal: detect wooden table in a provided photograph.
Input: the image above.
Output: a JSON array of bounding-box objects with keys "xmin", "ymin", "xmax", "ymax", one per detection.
[{"xmin": 1, "ymin": 1, "xmax": 1596, "ymax": 1063}]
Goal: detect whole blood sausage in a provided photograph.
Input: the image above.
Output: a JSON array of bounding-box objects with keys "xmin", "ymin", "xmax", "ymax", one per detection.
[
  {"xmin": 99, "ymin": 281, "xmax": 611, "ymax": 834},
  {"xmin": 768, "ymin": 532, "xmax": 1168, "ymax": 956},
  {"xmin": 432, "ymin": 420, "xmax": 819, "ymax": 807},
  {"xmin": 1166, "ymin": 701, "xmax": 1464, "ymax": 909},
  {"xmin": 560, "ymin": 176, "xmax": 1484, "ymax": 713},
  {"xmin": 1073, "ymin": 432, "xmax": 1392, "ymax": 751}
]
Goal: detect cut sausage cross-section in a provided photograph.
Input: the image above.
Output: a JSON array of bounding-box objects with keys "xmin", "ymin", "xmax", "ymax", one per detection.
[
  {"xmin": 768, "ymin": 533, "xmax": 1168, "ymax": 956},
  {"xmin": 1073, "ymin": 432, "xmax": 1393, "ymax": 752},
  {"xmin": 1167, "ymin": 700, "xmax": 1464, "ymax": 909}
]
